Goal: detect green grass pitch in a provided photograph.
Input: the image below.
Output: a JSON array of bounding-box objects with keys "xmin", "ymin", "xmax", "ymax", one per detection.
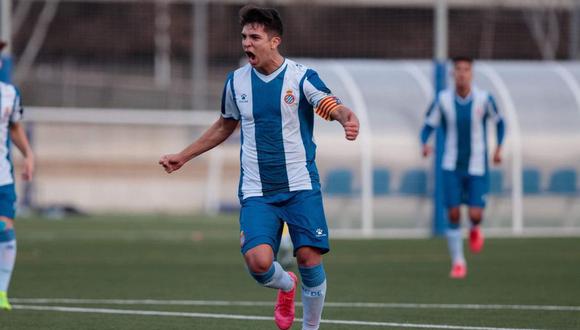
[{"xmin": 2, "ymin": 214, "xmax": 579, "ymax": 329}]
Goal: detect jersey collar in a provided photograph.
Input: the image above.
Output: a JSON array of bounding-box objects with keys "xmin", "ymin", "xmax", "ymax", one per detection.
[
  {"xmin": 252, "ymin": 59, "xmax": 287, "ymax": 83},
  {"xmin": 454, "ymin": 86, "xmax": 474, "ymax": 104}
]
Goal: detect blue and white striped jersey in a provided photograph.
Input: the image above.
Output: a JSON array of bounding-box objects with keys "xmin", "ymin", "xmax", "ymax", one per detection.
[
  {"xmin": 221, "ymin": 59, "xmax": 335, "ymax": 199},
  {"xmin": 0, "ymin": 82, "xmax": 23, "ymax": 186},
  {"xmin": 421, "ymin": 86, "xmax": 505, "ymax": 176}
]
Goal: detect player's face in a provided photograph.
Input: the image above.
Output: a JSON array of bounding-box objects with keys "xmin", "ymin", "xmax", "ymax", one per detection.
[
  {"xmin": 241, "ymin": 23, "xmax": 280, "ymax": 69},
  {"xmin": 454, "ymin": 61, "xmax": 473, "ymax": 89}
]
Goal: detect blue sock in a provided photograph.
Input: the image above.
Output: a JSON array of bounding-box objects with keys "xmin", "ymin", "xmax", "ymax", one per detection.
[
  {"xmin": 299, "ymin": 264, "xmax": 326, "ymax": 330},
  {"xmin": 0, "ymin": 229, "xmax": 14, "ymax": 242},
  {"xmin": 0, "ymin": 229, "xmax": 16, "ymax": 292},
  {"xmin": 446, "ymin": 227, "xmax": 465, "ymax": 265},
  {"xmin": 250, "ymin": 261, "xmax": 293, "ymax": 291},
  {"xmin": 250, "ymin": 263, "xmax": 275, "ymax": 284}
]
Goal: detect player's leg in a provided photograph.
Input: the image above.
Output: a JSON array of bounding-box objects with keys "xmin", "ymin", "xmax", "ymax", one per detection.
[
  {"xmin": 295, "ymin": 246, "xmax": 325, "ymax": 330},
  {"xmin": 443, "ymin": 170, "xmax": 466, "ymax": 278},
  {"xmin": 0, "ymin": 184, "xmax": 17, "ymax": 311},
  {"xmin": 240, "ymin": 198, "xmax": 295, "ymax": 291},
  {"xmin": 0, "ymin": 218, "xmax": 16, "ymax": 311},
  {"xmin": 468, "ymin": 175, "xmax": 487, "ymax": 253},
  {"xmin": 240, "ymin": 197, "xmax": 297, "ymax": 330},
  {"xmin": 244, "ymin": 244, "xmax": 295, "ymax": 291},
  {"xmin": 285, "ymin": 190, "xmax": 329, "ymax": 330}
]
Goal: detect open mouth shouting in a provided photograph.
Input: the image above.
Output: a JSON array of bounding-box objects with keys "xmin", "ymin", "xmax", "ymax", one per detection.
[{"xmin": 245, "ymin": 51, "xmax": 258, "ymax": 66}]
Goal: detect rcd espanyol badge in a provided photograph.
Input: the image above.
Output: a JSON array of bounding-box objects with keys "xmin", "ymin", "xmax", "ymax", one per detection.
[{"xmin": 284, "ymin": 90, "xmax": 295, "ymax": 105}]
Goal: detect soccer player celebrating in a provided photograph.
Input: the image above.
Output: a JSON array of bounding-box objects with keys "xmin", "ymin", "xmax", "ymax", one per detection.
[
  {"xmin": 159, "ymin": 5, "xmax": 359, "ymax": 330},
  {"xmin": 420, "ymin": 57, "xmax": 505, "ymax": 279},
  {"xmin": 0, "ymin": 41, "xmax": 35, "ymax": 310}
]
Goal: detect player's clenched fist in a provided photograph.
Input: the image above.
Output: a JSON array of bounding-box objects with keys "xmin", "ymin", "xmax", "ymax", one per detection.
[
  {"xmin": 331, "ymin": 107, "xmax": 359, "ymax": 141},
  {"xmin": 343, "ymin": 112, "xmax": 359, "ymax": 141},
  {"xmin": 159, "ymin": 154, "xmax": 185, "ymax": 173}
]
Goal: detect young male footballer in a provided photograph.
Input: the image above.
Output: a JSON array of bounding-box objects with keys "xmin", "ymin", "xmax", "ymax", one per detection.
[
  {"xmin": 160, "ymin": 5, "xmax": 359, "ymax": 329},
  {"xmin": 421, "ymin": 57, "xmax": 505, "ymax": 279}
]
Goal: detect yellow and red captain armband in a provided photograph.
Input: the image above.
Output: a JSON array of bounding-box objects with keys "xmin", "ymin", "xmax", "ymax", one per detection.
[{"xmin": 315, "ymin": 96, "xmax": 342, "ymax": 121}]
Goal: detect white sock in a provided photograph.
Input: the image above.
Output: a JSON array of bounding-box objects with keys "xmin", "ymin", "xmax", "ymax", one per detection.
[
  {"xmin": 446, "ymin": 228, "xmax": 465, "ymax": 265},
  {"xmin": 264, "ymin": 261, "xmax": 294, "ymax": 292},
  {"xmin": 301, "ymin": 280, "xmax": 326, "ymax": 330},
  {"xmin": 0, "ymin": 239, "xmax": 16, "ymax": 292}
]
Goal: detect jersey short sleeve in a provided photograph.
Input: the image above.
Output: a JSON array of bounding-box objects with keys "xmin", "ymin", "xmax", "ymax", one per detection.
[
  {"xmin": 485, "ymin": 94, "xmax": 503, "ymax": 123},
  {"xmin": 424, "ymin": 98, "xmax": 441, "ymax": 127},
  {"xmin": 302, "ymin": 69, "xmax": 333, "ymax": 108},
  {"xmin": 9, "ymin": 87, "xmax": 23, "ymax": 123},
  {"xmin": 221, "ymin": 72, "xmax": 240, "ymax": 120},
  {"xmin": 302, "ymin": 69, "xmax": 342, "ymax": 120}
]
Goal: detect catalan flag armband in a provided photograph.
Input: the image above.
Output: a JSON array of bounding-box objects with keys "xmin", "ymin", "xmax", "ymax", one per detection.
[{"xmin": 315, "ymin": 96, "xmax": 342, "ymax": 121}]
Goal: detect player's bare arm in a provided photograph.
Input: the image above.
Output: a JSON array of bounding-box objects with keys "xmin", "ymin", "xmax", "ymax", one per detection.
[
  {"xmin": 419, "ymin": 104, "xmax": 437, "ymax": 159},
  {"xmin": 330, "ymin": 105, "xmax": 359, "ymax": 141},
  {"xmin": 9, "ymin": 122, "xmax": 34, "ymax": 181},
  {"xmin": 159, "ymin": 117, "xmax": 238, "ymax": 174},
  {"xmin": 422, "ymin": 144, "xmax": 432, "ymax": 158},
  {"xmin": 493, "ymin": 146, "xmax": 502, "ymax": 165}
]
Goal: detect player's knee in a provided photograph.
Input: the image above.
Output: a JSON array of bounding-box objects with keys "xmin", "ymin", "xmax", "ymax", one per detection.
[
  {"xmin": 447, "ymin": 208, "xmax": 460, "ymax": 229},
  {"xmin": 469, "ymin": 208, "xmax": 483, "ymax": 224},
  {"xmin": 245, "ymin": 247, "xmax": 279, "ymax": 285},
  {"xmin": 244, "ymin": 249, "xmax": 274, "ymax": 274},
  {"xmin": 448, "ymin": 208, "xmax": 460, "ymax": 223},
  {"xmin": 296, "ymin": 247, "xmax": 322, "ymax": 267},
  {"xmin": 0, "ymin": 218, "xmax": 13, "ymax": 231},
  {"xmin": 247, "ymin": 257, "xmax": 272, "ymax": 274},
  {"xmin": 0, "ymin": 218, "xmax": 15, "ymax": 242}
]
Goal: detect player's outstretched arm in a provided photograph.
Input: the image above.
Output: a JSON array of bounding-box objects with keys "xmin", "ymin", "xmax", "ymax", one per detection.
[
  {"xmin": 420, "ymin": 124, "xmax": 435, "ymax": 158},
  {"xmin": 9, "ymin": 122, "xmax": 34, "ymax": 181},
  {"xmin": 330, "ymin": 106, "xmax": 359, "ymax": 141},
  {"xmin": 493, "ymin": 146, "xmax": 502, "ymax": 165},
  {"xmin": 422, "ymin": 144, "xmax": 432, "ymax": 158},
  {"xmin": 420, "ymin": 98, "xmax": 440, "ymax": 159},
  {"xmin": 159, "ymin": 117, "xmax": 238, "ymax": 173}
]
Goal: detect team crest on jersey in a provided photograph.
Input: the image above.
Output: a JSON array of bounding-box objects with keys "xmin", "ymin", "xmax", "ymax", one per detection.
[
  {"xmin": 283, "ymin": 90, "xmax": 296, "ymax": 105},
  {"xmin": 475, "ymin": 107, "xmax": 484, "ymax": 118}
]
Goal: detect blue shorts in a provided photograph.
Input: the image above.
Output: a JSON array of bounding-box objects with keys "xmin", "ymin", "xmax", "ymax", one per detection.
[
  {"xmin": 443, "ymin": 170, "xmax": 487, "ymax": 208},
  {"xmin": 0, "ymin": 184, "xmax": 17, "ymax": 219},
  {"xmin": 239, "ymin": 189, "xmax": 329, "ymax": 257}
]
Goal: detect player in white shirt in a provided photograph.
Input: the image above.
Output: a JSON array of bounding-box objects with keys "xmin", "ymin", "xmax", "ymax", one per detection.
[
  {"xmin": 160, "ymin": 5, "xmax": 359, "ymax": 330},
  {"xmin": 0, "ymin": 41, "xmax": 35, "ymax": 310},
  {"xmin": 421, "ymin": 57, "xmax": 505, "ymax": 279}
]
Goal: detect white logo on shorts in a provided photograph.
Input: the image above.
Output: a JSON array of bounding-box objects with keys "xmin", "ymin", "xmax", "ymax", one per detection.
[{"xmin": 315, "ymin": 228, "xmax": 327, "ymax": 238}]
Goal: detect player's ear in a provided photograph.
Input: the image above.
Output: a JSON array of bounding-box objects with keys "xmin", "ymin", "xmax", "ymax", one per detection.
[{"xmin": 270, "ymin": 35, "xmax": 281, "ymax": 50}]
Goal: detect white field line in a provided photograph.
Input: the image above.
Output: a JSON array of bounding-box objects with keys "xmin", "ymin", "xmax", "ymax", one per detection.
[
  {"xmin": 11, "ymin": 298, "xmax": 580, "ymax": 312},
  {"xmin": 13, "ymin": 304, "xmax": 541, "ymax": 330}
]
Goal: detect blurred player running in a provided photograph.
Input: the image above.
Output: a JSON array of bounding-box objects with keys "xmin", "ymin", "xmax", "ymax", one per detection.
[
  {"xmin": 420, "ymin": 57, "xmax": 505, "ymax": 279},
  {"xmin": 278, "ymin": 223, "xmax": 294, "ymax": 269},
  {"xmin": 0, "ymin": 41, "xmax": 35, "ymax": 310},
  {"xmin": 160, "ymin": 5, "xmax": 359, "ymax": 329}
]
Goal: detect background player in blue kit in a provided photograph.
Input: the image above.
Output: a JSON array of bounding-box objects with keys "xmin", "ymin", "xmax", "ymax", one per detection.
[
  {"xmin": 159, "ymin": 5, "xmax": 359, "ymax": 330},
  {"xmin": 0, "ymin": 41, "xmax": 35, "ymax": 310},
  {"xmin": 421, "ymin": 57, "xmax": 505, "ymax": 279}
]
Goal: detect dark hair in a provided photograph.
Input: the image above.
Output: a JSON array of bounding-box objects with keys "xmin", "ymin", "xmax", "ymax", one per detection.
[
  {"xmin": 452, "ymin": 56, "xmax": 474, "ymax": 65},
  {"xmin": 239, "ymin": 4, "xmax": 283, "ymax": 36}
]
